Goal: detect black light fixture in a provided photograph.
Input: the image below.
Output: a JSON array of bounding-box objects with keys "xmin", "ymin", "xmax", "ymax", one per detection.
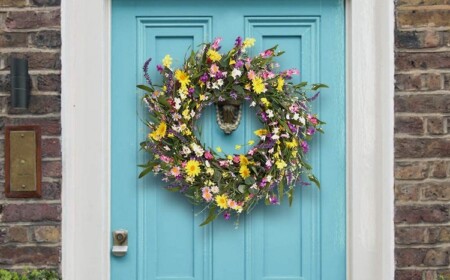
[{"xmin": 10, "ymin": 57, "xmax": 30, "ymax": 109}]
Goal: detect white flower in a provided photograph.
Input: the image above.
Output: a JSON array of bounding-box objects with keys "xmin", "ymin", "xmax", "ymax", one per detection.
[
  {"xmin": 173, "ymin": 113, "xmax": 181, "ymax": 121},
  {"xmin": 164, "ymin": 146, "xmax": 171, "ymax": 151},
  {"xmin": 172, "ymin": 125, "xmax": 181, "ymax": 132},
  {"xmin": 206, "ymin": 82, "xmax": 211, "ymax": 89},
  {"xmin": 250, "ymin": 101, "xmax": 256, "ymax": 107},
  {"xmin": 190, "ymin": 143, "xmax": 204, "ymax": 157},
  {"xmin": 266, "ymin": 175, "xmax": 272, "ymax": 182},
  {"xmin": 271, "ymin": 134, "xmax": 280, "ymax": 140},
  {"xmin": 293, "ymin": 113, "xmax": 300, "ymax": 121},
  {"xmin": 286, "ymin": 114, "xmax": 290, "ymax": 120},
  {"xmin": 231, "ymin": 68, "xmax": 242, "ymax": 79},
  {"xmin": 174, "ymin": 98, "xmax": 181, "ymax": 110},
  {"xmin": 205, "ymin": 160, "xmax": 210, "ymax": 168},
  {"xmin": 299, "ymin": 116, "xmax": 306, "ymax": 125},
  {"xmin": 268, "ymin": 148, "xmax": 274, "ymax": 154},
  {"xmin": 273, "ymin": 127, "xmax": 280, "ymax": 134},
  {"xmin": 190, "ymin": 110, "xmax": 196, "ymax": 118},
  {"xmin": 266, "ymin": 109, "xmax": 274, "ymax": 118},
  {"xmin": 217, "ymin": 79, "xmax": 224, "ymax": 87},
  {"xmin": 211, "ymin": 186, "xmax": 219, "ymax": 193},
  {"xmin": 212, "ymin": 82, "xmax": 219, "ymax": 89},
  {"xmin": 182, "ymin": 146, "xmax": 192, "ymax": 156},
  {"xmin": 250, "ymin": 184, "xmax": 258, "ymax": 190},
  {"xmin": 179, "ymin": 92, "xmax": 187, "ymax": 100}
]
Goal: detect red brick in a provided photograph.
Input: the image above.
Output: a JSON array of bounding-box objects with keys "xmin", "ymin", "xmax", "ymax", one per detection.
[
  {"xmin": 33, "ymin": 226, "xmax": 60, "ymax": 243},
  {"xmin": 0, "ymin": 246, "xmax": 59, "ymax": 266},
  {"xmin": 395, "ymin": 138, "xmax": 450, "ymax": 158},
  {"xmin": 30, "ymin": 31, "xmax": 61, "ymax": 49},
  {"xmin": 397, "ymin": 10, "xmax": 450, "ymax": 28},
  {"xmin": 427, "ymin": 117, "xmax": 445, "ymax": 135},
  {"xmin": 0, "ymin": 117, "xmax": 61, "ymax": 135},
  {"xmin": 0, "ymin": 0, "xmax": 27, "ymax": 7},
  {"xmin": 42, "ymin": 160, "xmax": 61, "ymax": 178},
  {"xmin": 5, "ymin": 10, "xmax": 60, "ymax": 30},
  {"xmin": 396, "ymin": 227, "xmax": 428, "ymax": 244},
  {"xmin": 395, "ymin": 52, "xmax": 450, "ymax": 71},
  {"xmin": 41, "ymin": 181, "xmax": 61, "ymax": 200},
  {"xmin": 397, "ymin": 0, "xmax": 450, "ymax": 5},
  {"xmin": 396, "ymin": 248, "xmax": 427, "ymax": 267},
  {"xmin": 8, "ymin": 52, "xmax": 61, "ymax": 70},
  {"xmin": 0, "ymin": 33, "xmax": 28, "ymax": 48},
  {"xmin": 395, "ymin": 94, "xmax": 450, "ymax": 113},
  {"xmin": 395, "ymin": 161, "xmax": 429, "ymax": 179},
  {"xmin": 395, "ymin": 116, "xmax": 424, "ymax": 135},
  {"xmin": 8, "ymin": 95, "xmax": 61, "ymax": 115},
  {"xmin": 424, "ymin": 248, "xmax": 449, "ymax": 266},
  {"xmin": 36, "ymin": 74, "xmax": 61, "ymax": 91},
  {"xmin": 430, "ymin": 161, "xmax": 449, "ymax": 178},
  {"xmin": 396, "ymin": 184, "xmax": 420, "ymax": 201},
  {"xmin": 395, "ymin": 205, "xmax": 449, "ymax": 224},
  {"xmin": 429, "ymin": 227, "xmax": 450, "ymax": 243},
  {"xmin": 395, "ymin": 270, "xmax": 422, "ymax": 280},
  {"xmin": 30, "ymin": 0, "xmax": 61, "ymax": 6},
  {"xmin": 42, "ymin": 138, "xmax": 61, "ymax": 158},
  {"xmin": 422, "ymin": 183, "xmax": 450, "ymax": 201},
  {"xmin": 1, "ymin": 204, "xmax": 61, "ymax": 222},
  {"xmin": 7, "ymin": 226, "xmax": 28, "ymax": 243}
]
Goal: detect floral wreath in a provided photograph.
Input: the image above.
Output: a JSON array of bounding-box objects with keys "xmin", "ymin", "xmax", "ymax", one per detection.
[{"xmin": 138, "ymin": 37, "xmax": 326, "ymax": 226}]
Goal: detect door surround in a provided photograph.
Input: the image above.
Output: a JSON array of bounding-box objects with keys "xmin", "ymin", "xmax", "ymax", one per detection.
[{"xmin": 61, "ymin": 1, "xmax": 395, "ymax": 279}]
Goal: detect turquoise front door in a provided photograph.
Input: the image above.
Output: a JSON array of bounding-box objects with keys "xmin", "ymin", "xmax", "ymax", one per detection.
[{"xmin": 111, "ymin": 1, "xmax": 345, "ymax": 279}]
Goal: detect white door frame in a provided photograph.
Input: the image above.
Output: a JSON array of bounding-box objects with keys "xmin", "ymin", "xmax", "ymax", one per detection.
[{"xmin": 61, "ymin": 1, "xmax": 395, "ymax": 279}]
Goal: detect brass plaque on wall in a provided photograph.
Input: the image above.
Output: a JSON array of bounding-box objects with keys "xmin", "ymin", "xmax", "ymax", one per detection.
[{"xmin": 5, "ymin": 126, "xmax": 41, "ymax": 198}]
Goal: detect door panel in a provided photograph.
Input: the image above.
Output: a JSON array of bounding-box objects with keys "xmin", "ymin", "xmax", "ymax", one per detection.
[{"xmin": 112, "ymin": 1, "xmax": 345, "ymax": 279}]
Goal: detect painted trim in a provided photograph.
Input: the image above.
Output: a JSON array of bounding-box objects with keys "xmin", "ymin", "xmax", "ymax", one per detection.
[{"xmin": 61, "ymin": 0, "xmax": 394, "ymax": 279}]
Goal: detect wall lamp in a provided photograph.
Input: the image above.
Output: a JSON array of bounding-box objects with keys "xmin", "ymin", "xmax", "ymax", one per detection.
[{"xmin": 10, "ymin": 57, "xmax": 30, "ymax": 109}]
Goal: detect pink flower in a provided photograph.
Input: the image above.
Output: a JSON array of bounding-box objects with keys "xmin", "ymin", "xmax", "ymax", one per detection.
[
  {"xmin": 204, "ymin": 151, "xmax": 214, "ymax": 160},
  {"xmin": 247, "ymin": 70, "xmax": 256, "ymax": 80},
  {"xmin": 170, "ymin": 166, "xmax": 181, "ymax": 177},
  {"xmin": 308, "ymin": 114, "xmax": 318, "ymax": 125},
  {"xmin": 160, "ymin": 155, "xmax": 173, "ymax": 163},
  {"xmin": 233, "ymin": 155, "xmax": 240, "ymax": 163},
  {"xmin": 219, "ymin": 160, "xmax": 229, "ymax": 167},
  {"xmin": 228, "ymin": 199, "xmax": 238, "ymax": 209},
  {"xmin": 262, "ymin": 70, "xmax": 275, "ymax": 80},
  {"xmin": 260, "ymin": 49, "xmax": 273, "ymax": 58},
  {"xmin": 285, "ymin": 68, "xmax": 300, "ymax": 78},
  {"xmin": 212, "ymin": 37, "xmax": 222, "ymax": 50},
  {"xmin": 202, "ymin": 187, "xmax": 213, "ymax": 202},
  {"xmin": 210, "ymin": 64, "xmax": 220, "ymax": 76},
  {"xmin": 289, "ymin": 103, "xmax": 299, "ymax": 113}
]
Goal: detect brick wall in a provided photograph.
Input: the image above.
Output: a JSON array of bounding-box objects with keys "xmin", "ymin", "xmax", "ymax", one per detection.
[
  {"xmin": 0, "ymin": 0, "xmax": 61, "ymax": 272},
  {"xmin": 395, "ymin": 1, "xmax": 450, "ymax": 280}
]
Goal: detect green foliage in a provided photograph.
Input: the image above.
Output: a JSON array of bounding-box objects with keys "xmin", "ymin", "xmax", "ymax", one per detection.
[{"xmin": 0, "ymin": 269, "xmax": 60, "ymax": 280}]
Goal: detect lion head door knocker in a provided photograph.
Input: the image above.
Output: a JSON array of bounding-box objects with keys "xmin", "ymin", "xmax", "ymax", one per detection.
[{"xmin": 215, "ymin": 100, "xmax": 243, "ymax": 134}]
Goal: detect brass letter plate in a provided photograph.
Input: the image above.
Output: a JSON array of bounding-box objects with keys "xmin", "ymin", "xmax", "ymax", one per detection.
[{"xmin": 5, "ymin": 126, "xmax": 41, "ymax": 198}]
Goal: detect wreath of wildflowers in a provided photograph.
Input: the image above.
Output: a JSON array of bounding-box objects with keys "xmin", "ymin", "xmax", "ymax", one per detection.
[{"xmin": 138, "ymin": 37, "xmax": 326, "ymax": 226}]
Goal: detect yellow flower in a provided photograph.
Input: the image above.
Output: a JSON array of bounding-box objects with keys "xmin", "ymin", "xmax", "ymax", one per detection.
[
  {"xmin": 207, "ymin": 49, "xmax": 222, "ymax": 62},
  {"xmin": 235, "ymin": 145, "xmax": 242, "ymax": 150},
  {"xmin": 206, "ymin": 167, "xmax": 214, "ymax": 176},
  {"xmin": 240, "ymin": 155, "xmax": 249, "ymax": 166},
  {"xmin": 227, "ymin": 155, "xmax": 233, "ymax": 160},
  {"xmin": 229, "ymin": 59, "xmax": 236, "ymax": 65},
  {"xmin": 182, "ymin": 109, "xmax": 191, "ymax": 120},
  {"xmin": 185, "ymin": 160, "xmax": 201, "ymax": 177},
  {"xmin": 149, "ymin": 122, "xmax": 167, "ymax": 141},
  {"xmin": 243, "ymin": 38, "xmax": 256, "ymax": 48},
  {"xmin": 260, "ymin": 97, "xmax": 270, "ymax": 107},
  {"xmin": 175, "ymin": 69, "xmax": 190, "ymax": 91},
  {"xmin": 239, "ymin": 165, "xmax": 251, "ymax": 179},
  {"xmin": 215, "ymin": 194, "xmax": 229, "ymax": 209},
  {"xmin": 254, "ymin": 129, "xmax": 268, "ymax": 136},
  {"xmin": 252, "ymin": 77, "xmax": 266, "ymax": 94},
  {"xmin": 275, "ymin": 160, "xmax": 287, "ymax": 170},
  {"xmin": 216, "ymin": 146, "xmax": 222, "ymax": 153},
  {"xmin": 248, "ymin": 140, "xmax": 255, "ymax": 145},
  {"xmin": 292, "ymin": 150, "xmax": 298, "ymax": 157},
  {"xmin": 276, "ymin": 76, "xmax": 285, "ymax": 92},
  {"xmin": 285, "ymin": 139, "xmax": 298, "ymax": 149},
  {"xmin": 162, "ymin": 55, "xmax": 172, "ymax": 68}
]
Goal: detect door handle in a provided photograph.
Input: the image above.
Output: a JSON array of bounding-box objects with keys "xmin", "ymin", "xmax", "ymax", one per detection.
[{"xmin": 112, "ymin": 230, "xmax": 128, "ymax": 257}]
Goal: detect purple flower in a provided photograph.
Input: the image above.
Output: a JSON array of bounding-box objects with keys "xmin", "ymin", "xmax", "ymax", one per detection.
[
  {"xmin": 269, "ymin": 196, "xmax": 278, "ymax": 205},
  {"xmin": 307, "ymin": 127, "xmax": 316, "ymax": 135},
  {"xmin": 200, "ymin": 73, "xmax": 209, "ymax": 83},
  {"xmin": 143, "ymin": 58, "xmax": 152, "ymax": 85},
  {"xmin": 260, "ymin": 112, "xmax": 268, "ymax": 122},
  {"xmin": 287, "ymin": 122, "xmax": 298, "ymax": 133},
  {"xmin": 230, "ymin": 91, "xmax": 238, "ymax": 100},
  {"xmin": 188, "ymin": 87, "xmax": 195, "ymax": 95},
  {"xmin": 260, "ymin": 178, "xmax": 268, "ymax": 187},
  {"xmin": 235, "ymin": 36, "xmax": 242, "ymax": 47},
  {"xmin": 218, "ymin": 96, "xmax": 225, "ymax": 102},
  {"xmin": 235, "ymin": 60, "xmax": 244, "ymax": 68},
  {"xmin": 301, "ymin": 141, "xmax": 309, "ymax": 153},
  {"xmin": 223, "ymin": 212, "xmax": 231, "ymax": 220},
  {"xmin": 156, "ymin": 64, "xmax": 164, "ymax": 73}
]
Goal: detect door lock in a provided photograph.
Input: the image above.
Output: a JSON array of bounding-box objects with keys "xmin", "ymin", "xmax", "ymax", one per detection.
[{"xmin": 112, "ymin": 230, "xmax": 128, "ymax": 257}]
